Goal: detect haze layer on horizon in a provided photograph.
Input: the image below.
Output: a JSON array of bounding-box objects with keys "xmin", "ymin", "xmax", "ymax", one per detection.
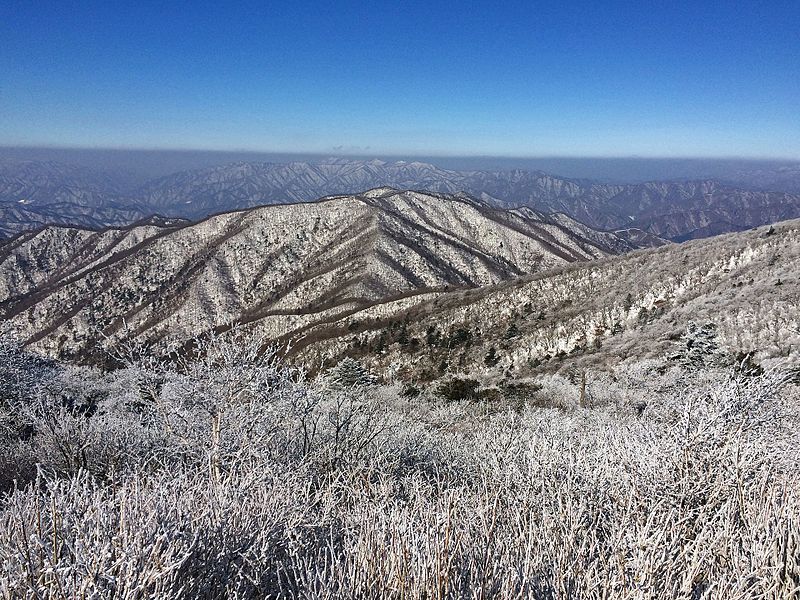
[
  {"xmin": 1, "ymin": 1, "xmax": 798, "ymax": 159},
  {"xmin": 2, "ymin": 146, "xmax": 798, "ymax": 184}
]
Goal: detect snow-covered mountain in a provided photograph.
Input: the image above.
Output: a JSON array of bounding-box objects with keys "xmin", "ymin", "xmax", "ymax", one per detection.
[
  {"xmin": 280, "ymin": 220, "xmax": 800, "ymax": 378},
  {"xmin": 0, "ymin": 159, "xmax": 127, "ymax": 205},
  {"xmin": 0, "ymin": 189, "xmax": 638, "ymax": 359},
  {"xmin": 3, "ymin": 204, "xmax": 796, "ymax": 380},
  {"xmin": 131, "ymin": 160, "xmax": 800, "ymax": 240},
  {"xmin": 135, "ymin": 159, "xmax": 469, "ymax": 217},
  {"xmin": 139, "ymin": 161, "xmax": 800, "ymax": 240},
  {"xmin": 543, "ymin": 179, "xmax": 800, "ymax": 241},
  {"xmin": 725, "ymin": 164, "xmax": 800, "ymax": 194},
  {"xmin": 2, "ymin": 158, "xmax": 799, "ymax": 241},
  {"xmin": 0, "ymin": 159, "xmax": 148, "ymax": 237}
]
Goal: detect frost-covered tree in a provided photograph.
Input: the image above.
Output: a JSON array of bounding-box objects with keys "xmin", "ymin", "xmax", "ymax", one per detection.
[
  {"xmin": 0, "ymin": 327, "xmax": 56, "ymax": 410},
  {"xmin": 673, "ymin": 321, "xmax": 730, "ymax": 369},
  {"xmin": 324, "ymin": 356, "xmax": 376, "ymax": 389},
  {"xmin": 1, "ymin": 321, "xmax": 799, "ymax": 599}
]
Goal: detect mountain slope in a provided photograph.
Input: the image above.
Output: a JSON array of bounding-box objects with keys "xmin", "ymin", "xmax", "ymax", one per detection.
[
  {"xmin": 0, "ymin": 189, "xmax": 635, "ymax": 359},
  {"xmin": 726, "ymin": 164, "xmax": 800, "ymax": 194},
  {"xmin": 548, "ymin": 180, "xmax": 800, "ymax": 241},
  {"xmin": 0, "ymin": 159, "xmax": 126, "ymax": 205},
  {"xmin": 288, "ymin": 221, "xmax": 800, "ymax": 378}
]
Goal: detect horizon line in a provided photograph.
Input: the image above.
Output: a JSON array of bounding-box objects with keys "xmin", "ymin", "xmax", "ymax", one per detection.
[{"xmin": 1, "ymin": 144, "xmax": 798, "ymax": 163}]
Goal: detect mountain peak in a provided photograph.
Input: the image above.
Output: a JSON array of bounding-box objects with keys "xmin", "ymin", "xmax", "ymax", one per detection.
[{"xmin": 362, "ymin": 186, "xmax": 399, "ymax": 198}]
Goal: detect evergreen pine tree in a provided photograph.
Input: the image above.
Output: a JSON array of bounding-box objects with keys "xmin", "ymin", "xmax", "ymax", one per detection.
[
  {"xmin": 326, "ymin": 357, "xmax": 375, "ymax": 388},
  {"xmin": 484, "ymin": 346, "xmax": 500, "ymax": 367}
]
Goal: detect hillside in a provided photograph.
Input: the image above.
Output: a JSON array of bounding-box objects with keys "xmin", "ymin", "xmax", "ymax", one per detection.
[
  {"xmin": 0, "ymin": 189, "xmax": 634, "ymax": 359},
  {"xmin": 283, "ymin": 220, "xmax": 800, "ymax": 379}
]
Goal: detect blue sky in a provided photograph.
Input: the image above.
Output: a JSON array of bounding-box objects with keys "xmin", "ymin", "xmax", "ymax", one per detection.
[{"xmin": 1, "ymin": 1, "xmax": 798, "ymax": 158}]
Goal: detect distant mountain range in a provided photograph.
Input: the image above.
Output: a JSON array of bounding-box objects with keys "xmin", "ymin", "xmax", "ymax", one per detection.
[
  {"xmin": 0, "ymin": 160, "xmax": 148, "ymax": 237},
  {"xmin": 728, "ymin": 164, "xmax": 800, "ymax": 194},
  {"xmin": 0, "ymin": 189, "xmax": 640, "ymax": 359},
  {"xmin": 2, "ymin": 157, "xmax": 800, "ymax": 241}
]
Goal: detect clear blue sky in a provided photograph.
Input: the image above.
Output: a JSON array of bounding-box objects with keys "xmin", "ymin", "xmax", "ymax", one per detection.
[{"xmin": 1, "ymin": 1, "xmax": 798, "ymax": 158}]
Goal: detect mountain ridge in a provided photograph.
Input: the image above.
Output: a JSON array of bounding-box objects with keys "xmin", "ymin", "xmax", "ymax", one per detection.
[
  {"xmin": 2, "ymin": 158, "xmax": 800, "ymax": 241},
  {"xmin": 283, "ymin": 220, "xmax": 800, "ymax": 379},
  {"xmin": 0, "ymin": 189, "xmax": 637, "ymax": 359}
]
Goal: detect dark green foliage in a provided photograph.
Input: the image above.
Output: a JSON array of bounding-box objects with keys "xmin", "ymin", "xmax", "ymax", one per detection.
[
  {"xmin": 623, "ymin": 293, "xmax": 634, "ymax": 311},
  {"xmin": 0, "ymin": 332, "xmax": 56, "ymax": 408},
  {"xmin": 436, "ymin": 377, "xmax": 479, "ymax": 402},
  {"xmin": 447, "ymin": 328, "xmax": 472, "ymax": 349},
  {"xmin": 396, "ymin": 324, "xmax": 410, "ymax": 346},
  {"xmin": 372, "ymin": 333, "xmax": 386, "ymax": 354},
  {"xmin": 637, "ymin": 305, "xmax": 665, "ymax": 326},
  {"xmin": 497, "ymin": 379, "xmax": 544, "ymax": 412},
  {"xmin": 425, "ymin": 326, "xmax": 441, "ymax": 347},
  {"xmin": 504, "ymin": 323, "xmax": 520, "ymax": 339},
  {"xmin": 673, "ymin": 322, "xmax": 729, "ymax": 369},
  {"xmin": 400, "ymin": 383, "xmax": 421, "ymax": 398},
  {"xmin": 484, "ymin": 347, "xmax": 500, "ymax": 367},
  {"xmin": 477, "ymin": 387, "xmax": 503, "ymax": 404},
  {"xmin": 499, "ymin": 379, "xmax": 542, "ymax": 399},
  {"xmin": 404, "ymin": 337, "xmax": 420, "ymax": 353}
]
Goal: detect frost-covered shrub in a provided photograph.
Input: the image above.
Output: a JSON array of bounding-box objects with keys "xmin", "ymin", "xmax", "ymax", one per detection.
[
  {"xmin": 1, "ymin": 327, "xmax": 799, "ymax": 599},
  {"xmin": 531, "ymin": 372, "xmax": 581, "ymax": 409}
]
